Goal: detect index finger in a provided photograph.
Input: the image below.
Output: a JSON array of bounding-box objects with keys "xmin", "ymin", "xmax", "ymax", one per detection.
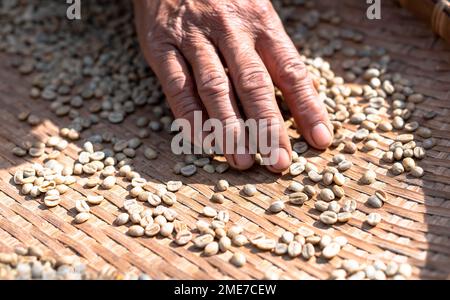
[{"xmin": 257, "ymin": 18, "xmax": 333, "ymax": 149}]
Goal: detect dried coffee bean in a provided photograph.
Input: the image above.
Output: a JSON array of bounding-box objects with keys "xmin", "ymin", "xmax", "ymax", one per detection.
[
  {"xmin": 289, "ymin": 192, "xmax": 308, "ymax": 205},
  {"xmin": 230, "ymin": 252, "xmax": 246, "ymax": 267},
  {"xmin": 360, "ymin": 170, "xmax": 376, "ymax": 184},
  {"xmin": 289, "ymin": 162, "xmax": 305, "ymax": 176},
  {"xmin": 216, "ymin": 179, "xmax": 229, "ymax": 192},
  {"xmin": 320, "ymin": 188, "xmax": 335, "ymax": 202},
  {"xmin": 211, "ymin": 193, "xmax": 225, "ymax": 204},
  {"xmin": 367, "ymin": 212, "xmax": 382, "ymax": 226},
  {"xmin": 314, "ymin": 200, "xmax": 329, "ymax": 212},
  {"xmin": 114, "ymin": 213, "xmax": 130, "ymax": 226},
  {"xmin": 242, "ymin": 184, "xmax": 257, "ymax": 196},
  {"xmin": 74, "ymin": 212, "xmax": 91, "ymax": 224},
  {"xmin": 301, "ymin": 243, "xmax": 315, "ymax": 260},
  {"xmin": 320, "ymin": 211, "xmax": 338, "ymax": 225},
  {"xmin": 390, "ymin": 162, "xmax": 404, "ymax": 175},
  {"xmin": 322, "ymin": 242, "xmax": 341, "ymax": 259},
  {"xmin": 287, "ymin": 241, "xmax": 302, "ymax": 257},
  {"xmin": 268, "ymin": 200, "xmax": 285, "ymax": 213},
  {"xmin": 410, "ymin": 166, "xmax": 424, "ymax": 178}
]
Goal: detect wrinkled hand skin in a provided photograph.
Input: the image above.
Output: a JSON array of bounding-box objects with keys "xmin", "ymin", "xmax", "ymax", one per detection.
[{"xmin": 134, "ymin": 0, "xmax": 333, "ymax": 173}]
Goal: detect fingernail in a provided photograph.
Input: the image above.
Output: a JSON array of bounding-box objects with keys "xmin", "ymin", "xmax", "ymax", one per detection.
[
  {"xmin": 269, "ymin": 148, "xmax": 291, "ymax": 172},
  {"xmin": 311, "ymin": 123, "xmax": 332, "ymax": 149},
  {"xmin": 233, "ymin": 153, "xmax": 254, "ymax": 170}
]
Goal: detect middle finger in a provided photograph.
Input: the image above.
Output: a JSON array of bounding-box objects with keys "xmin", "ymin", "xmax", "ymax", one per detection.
[{"xmin": 217, "ymin": 32, "xmax": 292, "ymax": 172}]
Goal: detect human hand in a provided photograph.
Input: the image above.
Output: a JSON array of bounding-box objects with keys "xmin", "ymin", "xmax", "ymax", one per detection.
[{"xmin": 133, "ymin": 0, "xmax": 333, "ymax": 172}]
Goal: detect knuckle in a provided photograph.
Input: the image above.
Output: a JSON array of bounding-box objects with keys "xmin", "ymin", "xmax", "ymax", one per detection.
[
  {"xmin": 253, "ymin": 105, "xmax": 280, "ymax": 120},
  {"xmin": 238, "ymin": 66, "xmax": 273, "ymax": 96},
  {"xmin": 278, "ymin": 57, "xmax": 309, "ymax": 85},
  {"xmin": 171, "ymin": 96, "xmax": 200, "ymax": 120},
  {"xmin": 221, "ymin": 116, "xmax": 241, "ymax": 132},
  {"xmin": 254, "ymin": 1, "xmax": 275, "ymax": 20},
  {"xmin": 146, "ymin": 40, "xmax": 169, "ymax": 60},
  {"xmin": 180, "ymin": 30, "xmax": 204, "ymax": 53},
  {"xmin": 145, "ymin": 24, "xmax": 179, "ymax": 50},
  {"xmin": 198, "ymin": 71, "xmax": 230, "ymax": 98},
  {"xmin": 164, "ymin": 71, "xmax": 193, "ymax": 100},
  {"xmin": 294, "ymin": 92, "xmax": 327, "ymax": 118}
]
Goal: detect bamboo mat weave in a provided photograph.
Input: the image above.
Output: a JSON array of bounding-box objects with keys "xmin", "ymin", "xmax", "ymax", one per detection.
[{"xmin": 0, "ymin": 0, "xmax": 449, "ymax": 279}]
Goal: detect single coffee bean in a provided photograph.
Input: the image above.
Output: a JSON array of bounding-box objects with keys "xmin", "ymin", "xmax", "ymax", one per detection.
[
  {"xmin": 289, "ymin": 192, "xmax": 309, "ymax": 205},
  {"xmin": 162, "ymin": 192, "xmax": 177, "ymax": 206},
  {"xmin": 215, "ymin": 179, "xmax": 229, "ymax": 192},
  {"xmin": 402, "ymin": 157, "xmax": 415, "ymax": 171},
  {"xmin": 281, "ymin": 231, "xmax": 294, "ymax": 244},
  {"xmin": 360, "ymin": 170, "xmax": 376, "ymax": 184},
  {"xmin": 320, "ymin": 211, "xmax": 338, "ymax": 225},
  {"xmin": 337, "ymin": 212, "xmax": 352, "ymax": 223},
  {"xmin": 268, "ymin": 200, "xmax": 285, "ymax": 213},
  {"xmin": 322, "ymin": 172, "xmax": 334, "ymax": 186},
  {"xmin": 144, "ymin": 223, "xmax": 161, "ymax": 237},
  {"xmin": 127, "ymin": 225, "xmax": 145, "ymax": 237},
  {"xmin": 288, "ymin": 181, "xmax": 304, "ymax": 192},
  {"xmin": 160, "ymin": 222, "xmax": 174, "ymax": 237},
  {"xmin": 301, "ymin": 243, "xmax": 315, "ymax": 260},
  {"xmin": 343, "ymin": 141, "xmax": 357, "ymax": 154},
  {"xmin": 367, "ymin": 195, "xmax": 383, "ymax": 208},
  {"xmin": 203, "ymin": 164, "xmax": 215, "ymax": 174},
  {"xmin": 194, "ymin": 157, "xmax": 210, "ymax": 167},
  {"xmin": 210, "ymin": 193, "xmax": 225, "ymax": 204},
  {"xmin": 86, "ymin": 195, "xmax": 104, "ymax": 205},
  {"xmin": 230, "ymin": 252, "xmax": 246, "ymax": 267},
  {"xmin": 166, "ymin": 180, "xmax": 183, "ymax": 192},
  {"xmin": 273, "ymin": 243, "xmax": 288, "ymax": 255},
  {"xmin": 289, "ymin": 162, "xmax": 305, "ymax": 176},
  {"xmin": 74, "ymin": 212, "xmax": 91, "ymax": 224},
  {"xmin": 422, "ymin": 138, "xmax": 436, "ymax": 149},
  {"xmin": 410, "ymin": 166, "xmax": 424, "ymax": 178},
  {"xmin": 255, "ymin": 239, "xmax": 277, "ymax": 251},
  {"xmin": 333, "ymin": 173, "xmax": 346, "ymax": 186},
  {"xmin": 319, "ymin": 235, "xmax": 332, "ymax": 249},
  {"xmin": 101, "ymin": 176, "xmax": 116, "ymax": 189},
  {"xmin": 382, "ymin": 151, "xmax": 394, "ymax": 163},
  {"xmin": 304, "ymin": 185, "xmax": 316, "ymax": 198},
  {"xmin": 328, "ymin": 201, "xmax": 341, "ymax": 213},
  {"xmin": 342, "ymin": 199, "xmax": 357, "ymax": 212},
  {"xmin": 315, "ymin": 200, "xmax": 329, "ymax": 212},
  {"xmin": 332, "ymin": 185, "xmax": 345, "ymax": 198},
  {"xmin": 193, "ymin": 234, "xmax": 215, "ymax": 249},
  {"xmin": 367, "ymin": 212, "xmax": 382, "ymax": 226},
  {"xmin": 320, "ymin": 188, "xmax": 335, "ymax": 202},
  {"xmin": 305, "ymin": 235, "xmax": 321, "ymax": 245},
  {"xmin": 390, "ymin": 162, "xmax": 404, "ymax": 175},
  {"xmin": 219, "ymin": 236, "xmax": 231, "ymax": 252},
  {"xmin": 337, "ymin": 160, "xmax": 353, "ymax": 172},
  {"xmin": 322, "ymin": 242, "xmax": 341, "ymax": 259},
  {"xmin": 215, "ymin": 163, "xmax": 230, "ymax": 174},
  {"xmin": 342, "ymin": 259, "xmax": 361, "ymax": 274},
  {"xmin": 114, "ymin": 213, "xmax": 130, "ymax": 226},
  {"xmin": 202, "ymin": 206, "xmax": 218, "ymax": 218},
  {"xmin": 308, "ymin": 170, "xmax": 323, "ymax": 182},
  {"xmin": 227, "ymin": 225, "xmax": 243, "ymax": 239},
  {"xmin": 242, "ymin": 184, "xmax": 257, "ymax": 196},
  {"xmin": 232, "ymin": 234, "xmax": 248, "ymax": 247},
  {"xmin": 297, "ymin": 226, "xmax": 315, "ymax": 238},
  {"xmin": 203, "ymin": 242, "xmax": 219, "ymax": 256},
  {"xmin": 287, "ymin": 241, "xmax": 302, "ymax": 257}
]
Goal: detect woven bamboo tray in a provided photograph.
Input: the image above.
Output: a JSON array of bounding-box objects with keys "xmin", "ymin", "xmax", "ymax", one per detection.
[{"xmin": 0, "ymin": 0, "xmax": 449, "ymax": 279}]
